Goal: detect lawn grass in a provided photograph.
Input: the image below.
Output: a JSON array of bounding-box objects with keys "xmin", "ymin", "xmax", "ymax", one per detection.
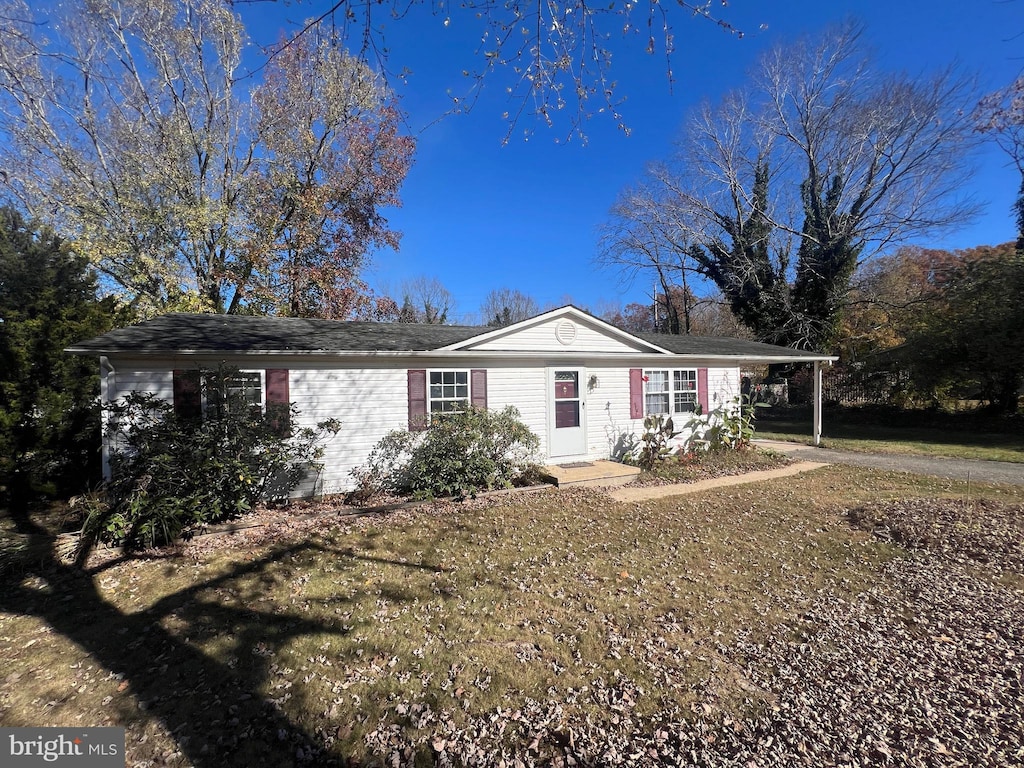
[
  {"xmin": 1, "ymin": 466, "xmax": 1022, "ymax": 766},
  {"xmin": 756, "ymin": 410, "xmax": 1024, "ymax": 463}
]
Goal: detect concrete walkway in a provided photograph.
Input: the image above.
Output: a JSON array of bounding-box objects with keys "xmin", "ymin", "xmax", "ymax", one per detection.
[
  {"xmin": 606, "ymin": 441, "xmax": 1024, "ymax": 504},
  {"xmin": 607, "ymin": 460, "xmax": 830, "ymax": 503},
  {"xmin": 754, "ymin": 440, "xmax": 1024, "ymax": 486}
]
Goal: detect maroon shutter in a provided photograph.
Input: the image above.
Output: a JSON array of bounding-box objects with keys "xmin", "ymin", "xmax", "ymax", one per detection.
[
  {"xmin": 408, "ymin": 369, "xmax": 427, "ymax": 431},
  {"xmin": 172, "ymin": 369, "xmax": 201, "ymax": 419},
  {"xmin": 266, "ymin": 369, "xmax": 290, "ymax": 435},
  {"xmin": 471, "ymin": 369, "xmax": 487, "ymax": 409},
  {"xmin": 629, "ymin": 368, "xmax": 643, "ymax": 419},
  {"xmin": 698, "ymin": 367, "xmax": 709, "ymax": 412}
]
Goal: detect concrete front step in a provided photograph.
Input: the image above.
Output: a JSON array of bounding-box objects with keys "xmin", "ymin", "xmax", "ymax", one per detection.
[{"xmin": 541, "ymin": 459, "xmax": 641, "ymax": 489}]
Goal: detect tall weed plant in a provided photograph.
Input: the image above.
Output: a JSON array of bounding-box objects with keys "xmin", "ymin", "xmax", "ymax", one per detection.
[{"xmin": 624, "ymin": 395, "xmax": 767, "ymax": 468}]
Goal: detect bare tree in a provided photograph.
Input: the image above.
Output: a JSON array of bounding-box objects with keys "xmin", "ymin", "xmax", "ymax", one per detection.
[
  {"xmin": 235, "ymin": 0, "xmax": 746, "ymax": 142},
  {"xmin": 599, "ymin": 301, "xmax": 656, "ymax": 334},
  {"xmin": 976, "ymin": 75, "xmax": 1024, "ymax": 248},
  {"xmin": 686, "ymin": 292, "xmax": 754, "ymax": 338},
  {"xmin": 396, "ymin": 276, "xmax": 456, "ymax": 323},
  {"xmin": 600, "ymin": 22, "xmax": 981, "ymax": 350},
  {"xmin": 480, "ymin": 288, "xmax": 539, "ymax": 327},
  {"xmin": 599, "ymin": 180, "xmax": 706, "ymax": 334}
]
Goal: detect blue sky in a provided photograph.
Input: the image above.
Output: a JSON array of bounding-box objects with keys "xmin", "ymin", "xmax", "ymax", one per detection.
[{"xmin": 244, "ymin": 0, "xmax": 1023, "ymax": 322}]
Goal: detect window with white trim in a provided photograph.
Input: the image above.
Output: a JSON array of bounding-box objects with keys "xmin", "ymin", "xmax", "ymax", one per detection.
[
  {"xmin": 644, "ymin": 369, "xmax": 698, "ymax": 415},
  {"xmin": 673, "ymin": 370, "xmax": 698, "ymax": 413},
  {"xmin": 206, "ymin": 370, "xmax": 264, "ymax": 418},
  {"xmin": 428, "ymin": 370, "xmax": 469, "ymax": 414},
  {"xmin": 644, "ymin": 370, "xmax": 670, "ymax": 415}
]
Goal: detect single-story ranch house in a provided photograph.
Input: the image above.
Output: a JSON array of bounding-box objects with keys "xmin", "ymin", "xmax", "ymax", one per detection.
[{"xmin": 68, "ymin": 305, "xmax": 837, "ymax": 495}]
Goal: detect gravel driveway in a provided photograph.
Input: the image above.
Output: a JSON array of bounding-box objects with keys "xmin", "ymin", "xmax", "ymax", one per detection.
[{"xmin": 754, "ymin": 440, "xmax": 1024, "ymax": 485}]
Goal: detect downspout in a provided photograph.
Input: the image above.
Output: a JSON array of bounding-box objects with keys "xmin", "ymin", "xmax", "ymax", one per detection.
[{"xmin": 100, "ymin": 356, "xmax": 114, "ymax": 481}]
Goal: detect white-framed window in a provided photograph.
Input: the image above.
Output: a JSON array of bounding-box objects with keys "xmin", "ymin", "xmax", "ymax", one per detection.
[
  {"xmin": 644, "ymin": 370, "xmax": 670, "ymax": 415},
  {"xmin": 428, "ymin": 370, "xmax": 469, "ymax": 414},
  {"xmin": 206, "ymin": 369, "xmax": 264, "ymax": 417},
  {"xmin": 644, "ymin": 369, "xmax": 698, "ymax": 416},
  {"xmin": 673, "ymin": 370, "xmax": 698, "ymax": 413}
]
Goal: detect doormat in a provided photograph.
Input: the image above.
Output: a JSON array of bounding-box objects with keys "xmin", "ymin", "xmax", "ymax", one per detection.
[{"xmin": 558, "ymin": 462, "xmax": 594, "ymax": 469}]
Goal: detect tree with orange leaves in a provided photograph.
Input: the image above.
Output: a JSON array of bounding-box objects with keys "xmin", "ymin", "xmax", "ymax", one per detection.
[{"xmin": 0, "ymin": 0, "xmax": 413, "ymax": 319}]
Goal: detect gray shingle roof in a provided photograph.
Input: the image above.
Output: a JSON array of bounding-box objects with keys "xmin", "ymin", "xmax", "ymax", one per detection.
[
  {"xmin": 66, "ymin": 314, "xmax": 488, "ymax": 354},
  {"xmin": 67, "ymin": 311, "xmax": 834, "ymax": 361},
  {"xmin": 636, "ymin": 332, "xmax": 830, "ymax": 359}
]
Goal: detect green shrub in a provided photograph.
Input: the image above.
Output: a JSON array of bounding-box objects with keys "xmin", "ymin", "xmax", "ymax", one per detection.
[
  {"xmin": 352, "ymin": 405, "xmax": 540, "ymax": 500},
  {"xmin": 79, "ymin": 368, "xmax": 340, "ymax": 554}
]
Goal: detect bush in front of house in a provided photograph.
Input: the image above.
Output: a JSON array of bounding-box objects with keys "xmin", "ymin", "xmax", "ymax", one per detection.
[
  {"xmin": 351, "ymin": 405, "xmax": 540, "ymax": 500},
  {"xmin": 78, "ymin": 371, "xmax": 340, "ymax": 555}
]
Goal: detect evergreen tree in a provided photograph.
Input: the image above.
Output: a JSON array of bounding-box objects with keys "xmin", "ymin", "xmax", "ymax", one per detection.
[
  {"xmin": 0, "ymin": 206, "xmax": 122, "ymax": 508},
  {"xmin": 791, "ymin": 174, "xmax": 863, "ymax": 349},
  {"xmin": 701, "ymin": 160, "xmax": 795, "ymax": 345}
]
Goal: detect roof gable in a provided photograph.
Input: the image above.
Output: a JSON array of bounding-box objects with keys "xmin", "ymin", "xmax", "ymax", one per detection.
[{"xmin": 441, "ymin": 306, "xmax": 672, "ymax": 354}]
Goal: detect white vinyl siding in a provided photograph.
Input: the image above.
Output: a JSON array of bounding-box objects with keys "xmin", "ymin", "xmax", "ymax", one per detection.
[
  {"xmin": 485, "ymin": 367, "xmax": 548, "ymax": 456},
  {"xmin": 468, "ymin": 317, "xmax": 652, "ymax": 353},
  {"xmin": 108, "ymin": 368, "xmax": 174, "ymax": 405},
  {"xmin": 288, "ymin": 367, "xmax": 408, "ymax": 496},
  {"xmin": 708, "ymin": 367, "xmax": 742, "ymax": 414},
  {"xmin": 585, "ymin": 365, "xmax": 635, "ymax": 461},
  {"xmin": 99, "ymin": 356, "xmax": 744, "ymax": 495},
  {"xmin": 100, "ymin": 367, "xmax": 174, "ymax": 479}
]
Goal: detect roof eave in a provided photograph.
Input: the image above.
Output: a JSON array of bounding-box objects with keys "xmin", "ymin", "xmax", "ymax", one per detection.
[
  {"xmin": 730, "ymin": 355, "xmax": 839, "ymax": 364},
  {"xmin": 68, "ymin": 348, "xmax": 839, "ymax": 363}
]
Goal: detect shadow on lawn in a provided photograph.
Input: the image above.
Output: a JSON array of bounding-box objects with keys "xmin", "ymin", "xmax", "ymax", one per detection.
[{"xmin": 1, "ymin": 504, "xmax": 429, "ymax": 767}]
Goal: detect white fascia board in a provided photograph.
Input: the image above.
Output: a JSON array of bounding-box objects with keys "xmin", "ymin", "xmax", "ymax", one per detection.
[
  {"xmin": 101, "ymin": 349, "xmax": 839, "ymax": 365},
  {"xmin": 723, "ymin": 355, "xmax": 840, "ymax": 365}
]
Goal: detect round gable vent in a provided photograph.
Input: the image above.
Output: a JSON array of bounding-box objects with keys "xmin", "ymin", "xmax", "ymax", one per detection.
[{"xmin": 555, "ymin": 319, "xmax": 577, "ymax": 346}]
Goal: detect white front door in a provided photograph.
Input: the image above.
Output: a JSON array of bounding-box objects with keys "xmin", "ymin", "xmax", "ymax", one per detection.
[{"xmin": 548, "ymin": 367, "xmax": 587, "ymax": 458}]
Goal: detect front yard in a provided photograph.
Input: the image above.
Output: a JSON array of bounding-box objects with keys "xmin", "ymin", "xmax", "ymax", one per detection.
[
  {"xmin": 1, "ymin": 465, "xmax": 1022, "ymax": 766},
  {"xmin": 756, "ymin": 405, "xmax": 1024, "ymax": 463}
]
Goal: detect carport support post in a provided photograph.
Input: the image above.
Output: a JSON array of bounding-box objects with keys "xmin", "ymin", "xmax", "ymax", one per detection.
[
  {"xmin": 100, "ymin": 355, "xmax": 113, "ymax": 481},
  {"xmin": 812, "ymin": 360, "xmax": 823, "ymax": 446}
]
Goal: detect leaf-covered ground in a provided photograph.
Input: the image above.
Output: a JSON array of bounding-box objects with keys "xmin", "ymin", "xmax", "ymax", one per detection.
[
  {"xmin": 849, "ymin": 497, "xmax": 1024, "ymax": 572},
  {"xmin": 627, "ymin": 447, "xmax": 793, "ymax": 487},
  {"xmin": 1, "ymin": 466, "xmax": 1022, "ymax": 767}
]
